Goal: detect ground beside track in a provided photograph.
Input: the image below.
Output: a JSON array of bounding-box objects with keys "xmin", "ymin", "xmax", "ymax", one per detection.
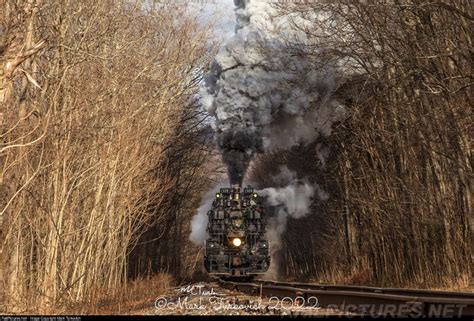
[{"xmin": 136, "ymin": 281, "xmax": 350, "ymax": 316}]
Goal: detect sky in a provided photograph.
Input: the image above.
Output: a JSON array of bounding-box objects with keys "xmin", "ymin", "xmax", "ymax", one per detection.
[{"xmin": 187, "ymin": 0, "xmax": 236, "ymax": 42}]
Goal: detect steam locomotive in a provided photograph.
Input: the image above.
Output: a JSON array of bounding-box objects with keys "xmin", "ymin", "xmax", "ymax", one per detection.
[{"xmin": 204, "ymin": 185, "xmax": 270, "ymax": 278}]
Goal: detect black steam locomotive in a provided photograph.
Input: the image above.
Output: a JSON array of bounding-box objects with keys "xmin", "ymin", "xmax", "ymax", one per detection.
[{"xmin": 204, "ymin": 185, "xmax": 270, "ymax": 278}]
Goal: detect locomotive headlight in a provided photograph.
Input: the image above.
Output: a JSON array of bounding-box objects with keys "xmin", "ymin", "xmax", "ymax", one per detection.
[
  {"xmin": 216, "ymin": 193, "xmax": 221, "ymax": 199},
  {"xmin": 232, "ymin": 238, "xmax": 242, "ymax": 247},
  {"xmin": 252, "ymin": 193, "xmax": 258, "ymax": 198}
]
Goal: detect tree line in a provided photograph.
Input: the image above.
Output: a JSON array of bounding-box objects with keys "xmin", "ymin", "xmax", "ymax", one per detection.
[
  {"xmin": 251, "ymin": 0, "xmax": 472, "ymax": 288},
  {"xmin": 1, "ymin": 0, "xmax": 216, "ymax": 312}
]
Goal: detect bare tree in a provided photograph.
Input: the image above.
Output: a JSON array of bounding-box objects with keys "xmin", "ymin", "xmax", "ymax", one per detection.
[
  {"xmin": 250, "ymin": 0, "xmax": 472, "ymax": 288},
  {"xmin": 1, "ymin": 0, "xmax": 214, "ymax": 312}
]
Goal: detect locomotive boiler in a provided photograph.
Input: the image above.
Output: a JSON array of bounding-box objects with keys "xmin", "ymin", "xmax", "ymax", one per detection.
[{"xmin": 204, "ymin": 184, "xmax": 270, "ymax": 278}]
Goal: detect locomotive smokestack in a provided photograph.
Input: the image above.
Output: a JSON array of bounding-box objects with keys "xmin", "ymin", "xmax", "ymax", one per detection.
[
  {"xmin": 231, "ymin": 183, "xmax": 241, "ymax": 201},
  {"xmin": 231, "ymin": 183, "xmax": 241, "ymax": 189}
]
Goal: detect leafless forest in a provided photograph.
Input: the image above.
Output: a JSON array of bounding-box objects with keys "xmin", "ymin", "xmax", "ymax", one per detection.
[
  {"xmin": 1, "ymin": 0, "xmax": 472, "ymax": 313},
  {"xmin": 251, "ymin": 1, "xmax": 472, "ymax": 287},
  {"xmin": 1, "ymin": 0, "xmax": 219, "ymax": 312}
]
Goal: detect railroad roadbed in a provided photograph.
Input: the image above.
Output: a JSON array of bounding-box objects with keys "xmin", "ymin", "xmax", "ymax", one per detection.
[
  {"xmin": 218, "ymin": 279, "xmax": 474, "ymax": 317},
  {"xmin": 141, "ymin": 281, "xmax": 351, "ymax": 316}
]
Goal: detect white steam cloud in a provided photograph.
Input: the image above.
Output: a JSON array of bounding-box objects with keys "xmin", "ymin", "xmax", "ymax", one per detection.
[
  {"xmin": 190, "ymin": 181, "xmax": 229, "ymax": 245},
  {"xmin": 258, "ymin": 166, "xmax": 326, "ymax": 279}
]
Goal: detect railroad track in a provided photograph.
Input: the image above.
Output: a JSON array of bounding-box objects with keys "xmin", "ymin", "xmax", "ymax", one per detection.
[{"xmin": 218, "ymin": 278, "xmax": 474, "ymax": 317}]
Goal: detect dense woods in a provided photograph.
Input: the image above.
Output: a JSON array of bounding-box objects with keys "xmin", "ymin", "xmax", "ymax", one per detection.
[
  {"xmin": 1, "ymin": 0, "xmax": 215, "ymax": 312},
  {"xmin": 251, "ymin": 1, "xmax": 472, "ymax": 287},
  {"xmin": 1, "ymin": 0, "xmax": 472, "ymax": 314}
]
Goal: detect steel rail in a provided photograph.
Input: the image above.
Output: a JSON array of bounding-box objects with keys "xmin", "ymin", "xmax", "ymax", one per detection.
[
  {"xmin": 256, "ymin": 279, "xmax": 474, "ymax": 299},
  {"xmin": 218, "ymin": 279, "xmax": 474, "ymax": 316}
]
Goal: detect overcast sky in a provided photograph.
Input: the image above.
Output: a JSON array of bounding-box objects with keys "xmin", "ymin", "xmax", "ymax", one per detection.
[{"xmin": 188, "ymin": 0, "xmax": 236, "ymax": 42}]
